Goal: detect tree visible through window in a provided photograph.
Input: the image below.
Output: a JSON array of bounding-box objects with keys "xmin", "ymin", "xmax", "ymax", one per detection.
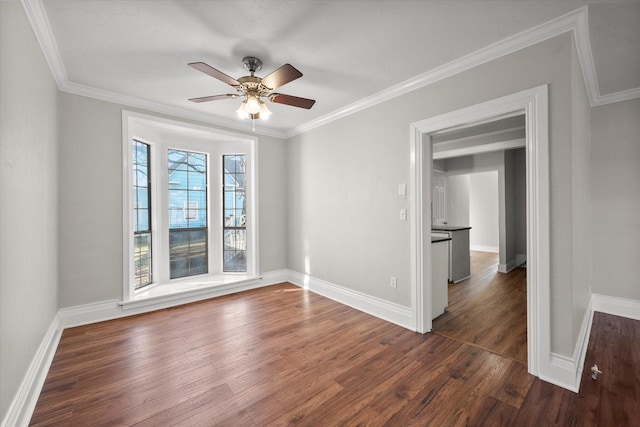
[
  {"xmin": 223, "ymin": 155, "xmax": 247, "ymax": 272},
  {"xmin": 168, "ymin": 149, "xmax": 208, "ymax": 279}
]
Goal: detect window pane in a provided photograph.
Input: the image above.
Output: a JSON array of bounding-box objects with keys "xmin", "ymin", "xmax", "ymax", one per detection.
[
  {"xmin": 134, "ymin": 233, "xmax": 151, "ymax": 288},
  {"xmin": 137, "ymin": 209, "xmax": 149, "ymax": 231},
  {"xmin": 224, "ymin": 155, "xmax": 237, "ymax": 173},
  {"xmin": 189, "ymin": 152, "xmax": 207, "ymax": 170},
  {"xmin": 168, "ymin": 149, "xmax": 188, "ymax": 171},
  {"xmin": 189, "ymin": 190, "xmax": 207, "ymax": 207},
  {"xmin": 223, "ymin": 229, "xmax": 246, "ymax": 272},
  {"xmin": 169, "ymin": 229, "xmax": 208, "ymax": 279},
  {"xmin": 188, "ymin": 171, "xmax": 206, "ymax": 190},
  {"xmin": 132, "ymin": 140, "xmax": 152, "ymax": 288},
  {"xmin": 168, "ymin": 148, "xmax": 208, "ymax": 279},
  {"xmin": 223, "ymin": 154, "xmax": 246, "ymax": 272},
  {"xmin": 136, "ymin": 188, "xmax": 149, "ymax": 209},
  {"xmin": 168, "ymin": 170, "xmax": 188, "ymax": 189},
  {"xmin": 134, "ymin": 168, "xmax": 147, "ymax": 187}
]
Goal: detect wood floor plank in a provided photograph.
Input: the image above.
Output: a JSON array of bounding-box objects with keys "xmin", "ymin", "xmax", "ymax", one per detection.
[
  {"xmin": 432, "ymin": 251, "xmax": 528, "ymax": 364},
  {"xmin": 29, "ymin": 283, "xmax": 639, "ymax": 426}
]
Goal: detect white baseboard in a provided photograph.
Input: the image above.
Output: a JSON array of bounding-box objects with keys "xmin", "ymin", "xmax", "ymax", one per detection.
[
  {"xmin": 470, "ymin": 245, "xmax": 499, "ymax": 253},
  {"xmin": 516, "ymin": 253, "xmax": 527, "ymax": 266},
  {"xmin": 591, "ymin": 293, "xmax": 640, "ymax": 320},
  {"xmin": 287, "ymin": 270, "xmax": 414, "ymax": 330},
  {"xmin": 540, "ymin": 293, "xmax": 640, "ymax": 393},
  {"xmin": 541, "ymin": 296, "xmax": 594, "ymax": 393},
  {"xmin": 58, "ymin": 299, "xmax": 122, "ymax": 329},
  {"xmin": 498, "ymin": 259, "xmax": 518, "ymax": 273},
  {"xmin": 573, "ymin": 299, "xmax": 596, "ymax": 390},
  {"xmin": 59, "ymin": 271, "xmax": 289, "ymax": 328},
  {"xmin": 1, "ymin": 315, "xmax": 62, "ymax": 427},
  {"xmin": 542, "ymin": 352, "xmax": 581, "ymax": 393}
]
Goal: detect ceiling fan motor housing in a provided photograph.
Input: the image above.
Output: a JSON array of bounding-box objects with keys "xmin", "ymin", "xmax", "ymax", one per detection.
[
  {"xmin": 242, "ymin": 56, "xmax": 263, "ymax": 73},
  {"xmin": 237, "ymin": 75, "xmax": 271, "ymax": 98}
]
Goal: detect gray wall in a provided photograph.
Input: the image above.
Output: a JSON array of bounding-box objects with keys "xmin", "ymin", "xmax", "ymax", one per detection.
[
  {"xmin": 509, "ymin": 149, "xmax": 527, "ymax": 257},
  {"xmin": 591, "ymin": 98, "xmax": 640, "ymax": 300},
  {"xmin": 446, "ymin": 174, "xmax": 470, "ymax": 228},
  {"xmin": 444, "ymin": 149, "xmax": 526, "ymax": 266},
  {"xmin": 4, "ymin": 1, "xmax": 640, "ymax": 417},
  {"xmin": 469, "ymin": 171, "xmax": 500, "ymax": 251},
  {"xmin": 570, "ymin": 44, "xmax": 592, "ymax": 340},
  {"xmin": 287, "ymin": 33, "xmax": 588, "ymax": 356},
  {"xmin": 0, "ymin": 1, "xmax": 59, "ymax": 416},
  {"xmin": 58, "ymin": 93, "xmax": 288, "ymax": 307},
  {"xmin": 504, "ymin": 148, "xmax": 527, "ymax": 263},
  {"xmin": 445, "ymin": 152, "xmax": 509, "ymax": 266}
]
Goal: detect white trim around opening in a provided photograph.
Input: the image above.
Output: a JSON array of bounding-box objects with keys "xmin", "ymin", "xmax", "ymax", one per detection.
[
  {"xmin": 121, "ymin": 111, "xmax": 260, "ymax": 305},
  {"xmin": 409, "ymin": 85, "xmax": 549, "ymax": 382}
]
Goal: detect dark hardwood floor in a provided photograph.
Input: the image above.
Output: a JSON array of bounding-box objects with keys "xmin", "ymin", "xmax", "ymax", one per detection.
[
  {"xmin": 30, "ymin": 283, "xmax": 638, "ymax": 426},
  {"xmin": 432, "ymin": 251, "xmax": 528, "ymax": 364}
]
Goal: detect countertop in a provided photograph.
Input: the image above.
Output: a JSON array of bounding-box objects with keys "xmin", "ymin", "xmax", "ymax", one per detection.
[
  {"xmin": 432, "ymin": 225, "xmax": 472, "ymax": 232},
  {"xmin": 431, "ymin": 236, "xmax": 452, "ymax": 243}
]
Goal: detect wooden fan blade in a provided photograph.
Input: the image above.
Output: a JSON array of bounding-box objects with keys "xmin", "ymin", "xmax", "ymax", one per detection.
[
  {"xmin": 189, "ymin": 94, "xmax": 239, "ymax": 103},
  {"xmin": 261, "ymin": 64, "xmax": 302, "ymax": 90},
  {"xmin": 188, "ymin": 62, "xmax": 239, "ymax": 87},
  {"xmin": 270, "ymin": 93, "xmax": 316, "ymax": 109}
]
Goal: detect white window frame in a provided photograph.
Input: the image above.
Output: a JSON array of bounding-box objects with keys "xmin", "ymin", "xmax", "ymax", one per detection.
[{"xmin": 122, "ymin": 111, "xmax": 258, "ymax": 302}]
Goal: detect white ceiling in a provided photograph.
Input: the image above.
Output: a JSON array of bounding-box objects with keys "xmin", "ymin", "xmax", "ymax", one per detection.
[{"xmin": 26, "ymin": 0, "xmax": 640, "ymax": 138}]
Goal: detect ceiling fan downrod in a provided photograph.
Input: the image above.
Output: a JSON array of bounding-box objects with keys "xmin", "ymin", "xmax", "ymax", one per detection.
[{"xmin": 242, "ymin": 56, "xmax": 263, "ymax": 75}]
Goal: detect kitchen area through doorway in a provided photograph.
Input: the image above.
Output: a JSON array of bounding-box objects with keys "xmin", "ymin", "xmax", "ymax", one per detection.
[{"xmin": 429, "ymin": 115, "xmax": 528, "ymax": 365}]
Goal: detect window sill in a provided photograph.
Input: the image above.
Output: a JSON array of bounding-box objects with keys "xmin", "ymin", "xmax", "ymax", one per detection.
[{"xmin": 119, "ymin": 274, "xmax": 260, "ymax": 311}]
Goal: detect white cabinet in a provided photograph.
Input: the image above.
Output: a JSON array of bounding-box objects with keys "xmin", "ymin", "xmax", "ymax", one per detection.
[
  {"xmin": 432, "ymin": 226, "xmax": 471, "ymax": 283},
  {"xmin": 431, "ymin": 239, "xmax": 449, "ymax": 319}
]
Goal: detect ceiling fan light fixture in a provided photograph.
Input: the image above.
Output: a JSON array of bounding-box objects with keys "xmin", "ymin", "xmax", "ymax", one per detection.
[
  {"xmin": 188, "ymin": 57, "xmax": 315, "ymax": 123},
  {"xmin": 245, "ymin": 96, "xmax": 261, "ymax": 114},
  {"xmin": 236, "ymin": 101, "xmax": 250, "ymax": 119},
  {"xmin": 259, "ymin": 101, "xmax": 271, "ymax": 120}
]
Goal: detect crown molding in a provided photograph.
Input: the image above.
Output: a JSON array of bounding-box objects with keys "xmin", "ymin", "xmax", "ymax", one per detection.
[
  {"xmin": 288, "ymin": 6, "xmax": 639, "ymax": 137},
  {"xmin": 19, "ymin": 0, "xmax": 288, "ymax": 139},
  {"xmin": 288, "ymin": 7, "xmax": 590, "ymax": 137},
  {"xmin": 20, "ymin": 1, "xmax": 639, "ymax": 140},
  {"xmin": 591, "ymin": 86, "xmax": 640, "ymax": 107},
  {"xmin": 20, "ymin": 0, "xmax": 67, "ymax": 88},
  {"xmin": 61, "ymin": 80, "xmax": 288, "ymax": 139},
  {"xmin": 572, "ymin": 5, "xmax": 600, "ymax": 106}
]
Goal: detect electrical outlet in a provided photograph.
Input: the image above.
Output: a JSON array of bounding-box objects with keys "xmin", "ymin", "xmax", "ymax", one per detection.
[{"xmin": 390, "ymin": 276, "xmax": 397, "ymax": 288}]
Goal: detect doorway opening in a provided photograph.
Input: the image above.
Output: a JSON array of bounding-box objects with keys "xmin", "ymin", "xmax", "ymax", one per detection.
[
  {"xmin": 429, "ymin": 116, "xmax": 527, "ymax": 364},
  {"xmin": 409, "ymin": 85, "xmax": 550, "ymax": 378}
]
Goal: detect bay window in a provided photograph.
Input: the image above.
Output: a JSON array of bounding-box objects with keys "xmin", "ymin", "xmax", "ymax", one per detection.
[{"xmin": 123, "ymin": 112, "xmax": 257, "ymax": 301}]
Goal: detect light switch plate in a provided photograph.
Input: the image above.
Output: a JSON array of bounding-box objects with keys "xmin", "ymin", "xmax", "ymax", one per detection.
[
  {"xmin": 400, "ymin": 209, "xmax": 407, "ymax": 220},
  {"xmin": 398, "ymin": 183, "xmax": 406, "ymax": 196}
]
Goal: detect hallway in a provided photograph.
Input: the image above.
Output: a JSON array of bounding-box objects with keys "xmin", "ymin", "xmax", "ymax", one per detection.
[{"xmin": 432, "ymin": 251, "xmax": 528, "ymax": 364}]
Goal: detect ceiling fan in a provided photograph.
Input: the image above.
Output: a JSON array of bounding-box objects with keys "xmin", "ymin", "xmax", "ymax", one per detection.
[{"xmin": 188, "ymin": 56, "xmax": 316, "ymax": 121}]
